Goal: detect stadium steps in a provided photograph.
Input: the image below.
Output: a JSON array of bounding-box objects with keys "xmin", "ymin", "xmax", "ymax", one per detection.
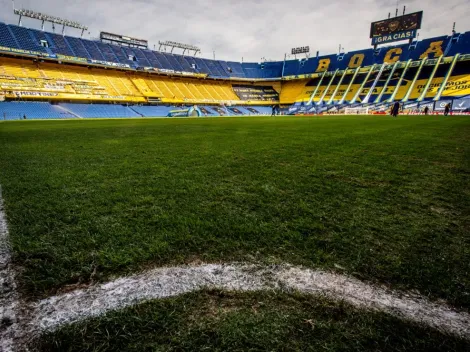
[
  {"xmin": 65, "ymin": 36, "xmax": 92, "ymax": 59},
  {"xmin": 82, "ymin": 39, "xmax": 106, "ymax": 61},
  {"xmin": 141, "ymin": 50, "xmax": 163, "ymax": 68},
  {"xmin": 197, "ymin": 84, "xmax": 213, "ymax": 100},
  {"xmin": 59, "ymin": 103, "xmax": 142, "ymax": 118},
  {"xmin": 128, "ymin": 106, "xmax": 171, "ymax": 117},
  {"xmin": 132, "ymin": 49, "xmax": 151, "ymax": 67},
  {"xmin": 0, "ymin": 23, "xmax": 20, "ymax": 48},
  {"xmin": 130, "ymin": 108, "xmax": 144, "ymax": 117},
  {"xmin": 56, "ymin": 104, "xmax": 81, "ymax": 118}
]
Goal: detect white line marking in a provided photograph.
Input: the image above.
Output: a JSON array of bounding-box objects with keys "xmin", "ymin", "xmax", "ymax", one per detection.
[
  {"xmin": 1, "ymin": 188, "xmax": 469, "ymax": 350},
  {"xmin": 0, "ymin": 189, "xmax": 21, "ymax": 352},
  {"xmin": 29, "ymin": 263, "xmax": 470, "ymax": 340}
]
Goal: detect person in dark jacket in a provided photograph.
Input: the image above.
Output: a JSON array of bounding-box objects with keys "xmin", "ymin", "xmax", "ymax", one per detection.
[
  {"xmin": 391, "ymin": 102, "xmax": 400, "ymax": 117},
  {"xmin": 444, "ymin": 103, "xmax": 451, "ymax": 116},
  {"xmin": 424, "ymin": 106, "xmax": 429, "ymax": 115}
]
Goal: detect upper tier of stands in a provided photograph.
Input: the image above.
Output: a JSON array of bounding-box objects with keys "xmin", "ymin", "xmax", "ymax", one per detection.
[
  {"xmin": 0, "ymin": 21, "xmax": 469, "ymax": 80},
  {"xmin": 0, "ymin": 57, "xmax": 278, "ymax": 104}
]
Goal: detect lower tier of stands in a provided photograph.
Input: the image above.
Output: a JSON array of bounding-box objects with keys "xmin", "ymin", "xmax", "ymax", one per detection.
[
  {"xmin": 0, "ymin": 101, "xmax": 76, "ymax": 120},
  {"xmin": 0, "ymin": 102, "xmax": 275, "ymax": 119},
  {"xmin": 60, "ymin": 103, "xmax": 141, "ymax": 118}
]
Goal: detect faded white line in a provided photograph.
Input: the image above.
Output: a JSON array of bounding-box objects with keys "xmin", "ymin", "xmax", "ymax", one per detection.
[
  {"xmin": 0, "ymin": 188, "xmax": 21, "ymax": 352},
  {"xmin": 29, "ymin": 263, "xmax": 470, "ymax": 340},
  {"xmin": 1, "ymin": 182, "xmax": 469, "ymax": 349}
]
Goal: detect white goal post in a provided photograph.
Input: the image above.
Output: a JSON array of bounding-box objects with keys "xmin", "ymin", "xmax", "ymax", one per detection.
[{"xmin": 344, "ymin": 107, "xmax": 370, "ymax": 115}]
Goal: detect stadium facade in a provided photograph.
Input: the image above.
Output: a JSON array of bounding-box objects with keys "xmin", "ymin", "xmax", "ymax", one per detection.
[{"xmin": 0, "ymin": 17, "xmax": 470, "ymax": 119}]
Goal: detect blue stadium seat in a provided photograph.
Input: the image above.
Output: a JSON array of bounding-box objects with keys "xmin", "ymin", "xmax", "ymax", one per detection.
[
  {"xmin": 0, "ymin": 102, "xmax": 76, "ymax": 119},
  {"xmin": 8, "ymin": 25, "xmax": 47, "ymax": 52},
  {"xmin": 81, "ymin": 39, "xmax": 106, "ymax": 61},
  {"xmin": 129, "ymin": 48, "xmax": 152, "ymax": 67},
  {"xmin": 193, "ymin": 58, "xmax": 212, "ymax": 75},
  {"xmin": 163, "ymin": 54, "xmax": 184, "ymax": 72},
  {"xmin": 94, "ymin": 42, "xmax": 120, "ymax": 63},
  {"xmin": 64, "ymin": 36, "xmax": 92, "ymax": 59},
  {"xmin": 141, "ymin": 50, "xmax": 163, "ymax": 68},
  {"xmin": 154, "ymin": 52, "xmax": 174, "ymax": 70},
  {"xmin": 0, "ymin": 22, "xmax": 19, "ymax": 48},
  {"xmin": 59, "ymin": 103, "xmax": 141, "ymax": 118},
  {"xmin": 45, "ymin": 32, "xmax": 76, "ymax": 56},
  {"xmin": 129, "ymin": 105, "xmax": 174, "ymax": 117}
]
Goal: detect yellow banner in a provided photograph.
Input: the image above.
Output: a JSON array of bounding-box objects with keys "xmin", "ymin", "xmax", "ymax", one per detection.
[
  {"xmin": 4, "ymin": 91, "xmax": 146, "ymax": 102},
  {"xmin": 56, "ymin": 55, "xmax": 88, "ymax": 63},
  {"xmin": 0, "ymin": 45, "xmax": 50, "ymax": 57}
]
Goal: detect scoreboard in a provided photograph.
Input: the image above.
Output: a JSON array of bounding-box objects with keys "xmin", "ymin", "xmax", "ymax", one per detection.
[
  {"xmin": 370, "ymin": 11, "xmax": 423, "ymax": 45},
  {"xmin": 100, "ymin": 32, "xmax": 148, "ymax": 49},
  {"xmin": 291, "ymin": 46, "xmax": 310, "ymax": 55}
]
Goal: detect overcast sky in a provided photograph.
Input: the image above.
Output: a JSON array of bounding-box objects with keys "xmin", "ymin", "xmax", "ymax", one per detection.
[{"xmin": 0, "ymin": 0, "xmax": 468, "ymax": 62}]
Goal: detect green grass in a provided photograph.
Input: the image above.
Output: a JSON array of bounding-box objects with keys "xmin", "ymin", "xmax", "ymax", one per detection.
[
  {"xmin": 0, "ymin": 116, "xmax": 469, "ymax": 307},
  {"xmin": 34, "ymin": 290, "xmax": 470, "ymax": 351}
]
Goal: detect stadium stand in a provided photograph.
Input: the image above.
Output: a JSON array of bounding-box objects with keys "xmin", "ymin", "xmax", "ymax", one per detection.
[
  {"xmin": 279, "ymin": 80, "xmax": 311, "ymax": 104},
  {"xmin": 129, "ymin": 105, "xmax": 173, "ymax": 117},
  {"xmin": 59, "ymin": 103, "xmax": 141, "ymax": 118},
  {"xmin": 0, "ymin": 17, "xmax": 470, "ymax": 118},
  {"xmin": 0, "ymin": 101, "xmax": 76, "ymax": 119}
]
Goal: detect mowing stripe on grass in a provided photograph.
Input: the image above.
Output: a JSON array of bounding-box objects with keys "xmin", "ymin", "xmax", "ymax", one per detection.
[
  {"xmin": 30, "ymin": 263, "xmax": 470, "ymax": 340},
  {"xmin": 0, "ymin": 189, "xmax": 21, "ymax": 352}
]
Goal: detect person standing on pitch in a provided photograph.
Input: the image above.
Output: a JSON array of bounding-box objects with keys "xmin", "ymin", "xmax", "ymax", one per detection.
[
  {"xmin": 391, "ymin": 101, "xmax": 400, "ymax": 117},
  {"xmin": 424, "ymin": 106, "xmax": 429, "ymax": 115},
  {"xmin": 444, "ymin": 103, "xmax": 451, "ymax": 116}
]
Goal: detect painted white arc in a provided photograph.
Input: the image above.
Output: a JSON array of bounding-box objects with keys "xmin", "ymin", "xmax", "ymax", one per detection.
[
  {"xmin": 30, "ymin": 263, "xmax": 470, "ymax": 340},
  {"xmin": 1, "ymin": 187, "xmax": 470, "ymax": 351},
  {"xmin": 0, "ymin": 190, "xmax": 21, "ymax": 352}
]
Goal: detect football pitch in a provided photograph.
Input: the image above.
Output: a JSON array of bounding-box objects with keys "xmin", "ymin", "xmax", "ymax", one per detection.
[{"xmin": 0, "ymin": 115, "xmax": 469, "ymax": 350}]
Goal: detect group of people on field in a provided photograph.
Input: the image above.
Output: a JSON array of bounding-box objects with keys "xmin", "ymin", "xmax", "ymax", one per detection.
[{"xmin": 390, "ymin": 102, "xmax": 451, "ymax": 117}]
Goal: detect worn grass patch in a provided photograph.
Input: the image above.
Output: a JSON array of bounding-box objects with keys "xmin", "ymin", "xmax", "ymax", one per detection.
[
  {"xmin": 33, "ymin": 290, "xmax": 470, "ymax": 352},
  {"xmin": 0, "ymin": 116, "xmax": 469, "ymax": 306}
]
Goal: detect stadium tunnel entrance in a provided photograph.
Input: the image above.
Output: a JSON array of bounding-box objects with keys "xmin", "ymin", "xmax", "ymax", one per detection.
[{"xmin": 167, "ymin": 106, "xmax": 203, "ymax": 117}]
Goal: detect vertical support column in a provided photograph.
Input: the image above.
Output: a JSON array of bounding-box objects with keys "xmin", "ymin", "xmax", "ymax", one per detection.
[
  {"xmin": 434, "ymin": 54, "xmax": 460, "ymax": 101},
  {"xmin": 350, "ymin": 65, "xmax": 374, "ymax": 104},
  {"xmin": 362, "ymin": 64, "xmax": 387, "ymax": 104},
  {"xmin": 317, "ymin": 69, "xmax": 339, "ymax": 105},
  {"xmin": 388, "ymin": 59, "xmax": 412, "ymax": 103},
  {"xmin": 417, "ymin": 55, "xmax": 443, "ymax": 101},
  {"xmin": 402, "ymin": 58, "xmax": 427, "ymax": 102},
  {"xmin": 339, "ymin": 67, "xmax": 360, "ymax": 105},
  {"xmin": 307, "ymin": 71, "xmax": 326, "ymax": 105},
  {"xmin": 327, "ymin": 69, "xmax": 348, "ymax": 105},
  {"xmin": 375, "ymin": 61, "xmax": 399, "ymax": 103},
  {"xmin": 281, "ymin": 53, "xmax": 287, "ymax": 78}
]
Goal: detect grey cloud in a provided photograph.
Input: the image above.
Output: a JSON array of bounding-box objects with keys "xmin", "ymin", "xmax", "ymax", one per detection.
[{"xmin": 0, "ymin": 0, "xmax": 467, "ymax": 62}]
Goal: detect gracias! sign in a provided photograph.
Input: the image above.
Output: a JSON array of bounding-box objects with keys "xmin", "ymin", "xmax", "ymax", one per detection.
[
  {"xmin": 370, "ymin": 11, "xmax": 423, "ymax": 45},
  {"xmin": 371, "ymin": 30, "xmax": 417, "ymax": 45}
]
